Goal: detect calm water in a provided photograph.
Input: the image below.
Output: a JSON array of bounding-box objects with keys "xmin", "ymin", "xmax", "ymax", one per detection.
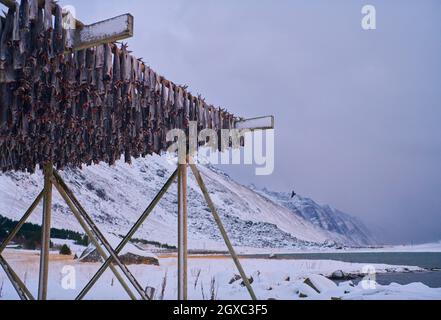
[
  {"xmin": 364, "ymin": 272, "xmax": 441, "ymax": 288},
  {"xmin": 269, "ymin": 252, "xmax": 441, "ymax": 270},
  {"xmin": 240, "ymin": 252, "xmax": 441, "ymax": 288}
]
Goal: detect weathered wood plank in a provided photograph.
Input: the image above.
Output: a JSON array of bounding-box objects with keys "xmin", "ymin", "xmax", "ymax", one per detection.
[
  {"xmin": 235, "ymin": 115, "xmax": 274, "ymax": 131},
  {"xmin": 1, "ymin": 1, "xmax": 132, "ymax": 48},
  {"xmin": 69, "ymin": 14, "xmax": 134, "ymax": 51}
]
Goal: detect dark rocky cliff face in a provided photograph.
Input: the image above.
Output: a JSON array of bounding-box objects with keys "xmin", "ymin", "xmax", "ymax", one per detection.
[{"xmin": 252, "ymin": 187, "xmax": 377, "ymax": 246}]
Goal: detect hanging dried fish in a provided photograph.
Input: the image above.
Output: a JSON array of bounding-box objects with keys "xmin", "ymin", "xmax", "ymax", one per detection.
[
  {"xmin": 43, "ymin": 0, "xmax": 53, "ymax": 31},
  {"xmin": 29, "ymin": 0, "xmax": 38, "ymax": 21},
  {"xmin": 164, "ymin": 82, "xmax": 173, "ymax": 127},
  {"xmin": 213, "ymin": 107, "xmax": 219, "ymax": 132},
  {"xmin": 158, "ymin": 81, "xmax": 167, "ymax": 128},
  {"xmin": 0, "ymin": 10, "xmax": 15, "ymax": 83},
  {"xmin": 113, "ymin": 46, "xmax": 121, "ymax": 84},
  {"xmin": 0, "ymin": 16, "xmax": 3, "ymax": 48},
  {"xmin": 103, "ymin": 43, "xmax": 113, "ymax": 81},
  {"xmin": 76, "ymin": 49, "xmax": 87, "ymax": 84},
  {"xmin": 85, "ymin": 47, "xmax": 95, "ymax": 83},
  {"xmin": 95, "ymin": 45, "xmax": 105, "ymax": 69},
  {"xmin": 121, "ymin": 45, "xmax": 131, "ymax": 82},
  {"xmin": 131, "ymin": 56, "xmax": 138, "ymax": 82},
  {"xmin": 19, "ymin": 0, "xmax": 31, "ymax": 57},
  {"xmin": 12, "ymin": 4, "xmax": 24, "ymax": 70},
  {"xmin": 95, "ymin": 45, "xmax": 105, "ymax": 94},
  {"xmin": 19, "ymin": 0, "xmax": 30, "ymax": 31},
  {"xmin": 136, "ymin": 59, "xmax": 143, "ymax": 85},
  {"xmin": 142, "ymin": 65, "xmax": 150, "ymax": 89},
  {"xmin": 175, "ymin": 86, "xmax": 184, "ymax": 129},
  {"xmin": 53, "ymin": 4, "xmax": 64, "ymax": 55},
  {"xmin": 64, "ymin": 51, "xmax": 76, "ymax": 84},
  {"xmin": 129, "ymin": 55, "xmax": 138, "ymax": 109},
  {"xmin": 30, "ymin": 7, "xmax": 44, "ymax": 58},
  {"xmin": 199, "ymin": 99, "xmax": 207, "ymax": 129},
  {"xmin": 0, "ymin": 9, "xmax": 241, "ymax": 173},
  {"xmin": 0, "ymin": 84, "xmax": 11, "ymax": 129},
  {"xmin": 183, "ymin": 93, "xmax": 190, "ymax": 128},
  {"xmin": 147, "ymin": 70, "xmax": 157, "ymax": 127},
  {"xmin": 12, "ymin": 4, "xmax": 20, "ymax": 43},
  {"xmin": 188, "ymin": 95, "xmax": 195, "ymax": 122}
]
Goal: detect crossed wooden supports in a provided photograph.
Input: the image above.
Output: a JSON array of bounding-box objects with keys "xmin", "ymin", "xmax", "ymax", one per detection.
[{"xmin": 0, "ymin": 161, "xmax": 257, "ymax": 300}]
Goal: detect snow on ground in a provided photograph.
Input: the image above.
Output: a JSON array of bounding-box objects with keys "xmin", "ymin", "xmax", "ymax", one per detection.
[
  {"xmin": 343, "ymin": 282, "xmax": 441, "ymax": 300},
  {"xmin": 1, "ymin": 250, "xmax": 439, "ymax": 300}
]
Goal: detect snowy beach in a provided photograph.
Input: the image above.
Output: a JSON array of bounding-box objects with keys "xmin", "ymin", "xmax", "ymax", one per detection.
[{"xmin": 1, "ymin": 249, "xmax": 440, "ymax": 300}]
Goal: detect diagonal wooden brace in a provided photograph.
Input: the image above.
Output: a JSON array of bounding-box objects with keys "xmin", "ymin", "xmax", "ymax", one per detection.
[
  {"xmin": 189, "ymin": 164, "xmax": 258, "ymax": 300},
  {"xmin": 76, "ymin": 168, "xmax": 178, "ymax": 300},
  {"xmin": 0, "ymin": 255, "xmax": 35, "ymax": 300},
  {"xmin": 52, "ymin": 170, "xmax": 149, "ymax": 300},
  {"xmin": 0, "ymin": 0, "xmax": 134, "ymax": 52},
  {"xmin": 0, "ymin": 191, "xmax": 44, "ymax": 254},
  {"xmin": 0, "ymin": 190, "xmax": 44, "ymax": 300},
  {"xmin": 52, "ymin": 177, "xmax": 138, "ymax": 300}
]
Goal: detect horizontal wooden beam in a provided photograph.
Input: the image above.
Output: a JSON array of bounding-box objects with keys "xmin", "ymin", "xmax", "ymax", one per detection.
[
  {"xmin": 0, "ymin": 1, "xmax": 133, "ymax": 51},
  {"xmin": 69, "ymin": 14, "xmax": 134, "ymax": 51},
  {"xmin": 235, "ymin": 115, "xmax": 274, "ymax": 131}
]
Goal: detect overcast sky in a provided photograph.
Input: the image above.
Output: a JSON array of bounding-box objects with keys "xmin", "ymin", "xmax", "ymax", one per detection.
[{"xmin": 60, "ymin": 0, "xmax": 441, "ymax": 244}]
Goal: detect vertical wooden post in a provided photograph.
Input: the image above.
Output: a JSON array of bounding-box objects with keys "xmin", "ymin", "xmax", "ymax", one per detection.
[
  {"xmin": 177, "ymin": 162, "xmax": 188, "ymax": 300},
  {"xmin": 38, "ymin": 163, "xmax": 53, "ymax": 300}
]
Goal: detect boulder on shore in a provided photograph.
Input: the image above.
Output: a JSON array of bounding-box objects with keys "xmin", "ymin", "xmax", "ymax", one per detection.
[
  {"xmin": 328, "ymin": 270, "xmax": 356, "ymax": 281},
  {"xmin": 78, "ymin": 234, "xmax": 159, "ymax": 266},
  {"xmin": 303, "ymin": 274, "xmax": 337, "ymax": 294}
]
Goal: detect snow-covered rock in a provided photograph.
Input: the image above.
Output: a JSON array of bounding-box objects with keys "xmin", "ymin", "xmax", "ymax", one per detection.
[
  {"xmin": 304, "ymin": 274, "xmax": 338, "ymax": 294},
  {"xmin": 78, "ymin": 234, "xmax": 159, "ymax": 265},
  {"xmin": 329, "ymin": 270, "xmax": 356, "ymax": 280},
  {"xmin": 297, "ymin": 282, "xmax": 320, "ymax": 298},
  {"xmin": 344, "ymin": 282, "xmax": 441, "ymax": 300}
]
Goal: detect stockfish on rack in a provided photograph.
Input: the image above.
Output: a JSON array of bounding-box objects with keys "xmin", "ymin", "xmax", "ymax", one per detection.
[{"xmin": 0, "ymin": 0, "xmax": 239, "ymax": 173}]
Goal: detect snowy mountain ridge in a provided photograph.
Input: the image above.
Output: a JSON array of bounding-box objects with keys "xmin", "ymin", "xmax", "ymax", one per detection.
[
  {"xmin": 250, "ymin": 186, "xmax": 376, "ymax": 246},
  {"xmin": 0, "ymin": 155, "xmax": 374, "ymax": 250}
]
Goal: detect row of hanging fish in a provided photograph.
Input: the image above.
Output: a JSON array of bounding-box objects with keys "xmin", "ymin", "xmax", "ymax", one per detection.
[{"xmin": 0, "ymin": 0, "xmax": 239, "ymax": 173}]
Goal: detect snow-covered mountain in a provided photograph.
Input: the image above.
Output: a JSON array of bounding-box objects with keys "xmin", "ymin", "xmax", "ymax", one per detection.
[
  {"xmin": 0, "ymin": 155, "xmax": 373, "ymax": 250},
  {"xmin": 251, "ymin": 187, "xmax": 376, "ymax": 246}
]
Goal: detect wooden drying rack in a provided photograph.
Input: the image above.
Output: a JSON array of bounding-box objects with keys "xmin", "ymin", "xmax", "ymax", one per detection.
[{"xmin": 0, "ymin": 0, "xmax": 274, "ymax": 301}]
